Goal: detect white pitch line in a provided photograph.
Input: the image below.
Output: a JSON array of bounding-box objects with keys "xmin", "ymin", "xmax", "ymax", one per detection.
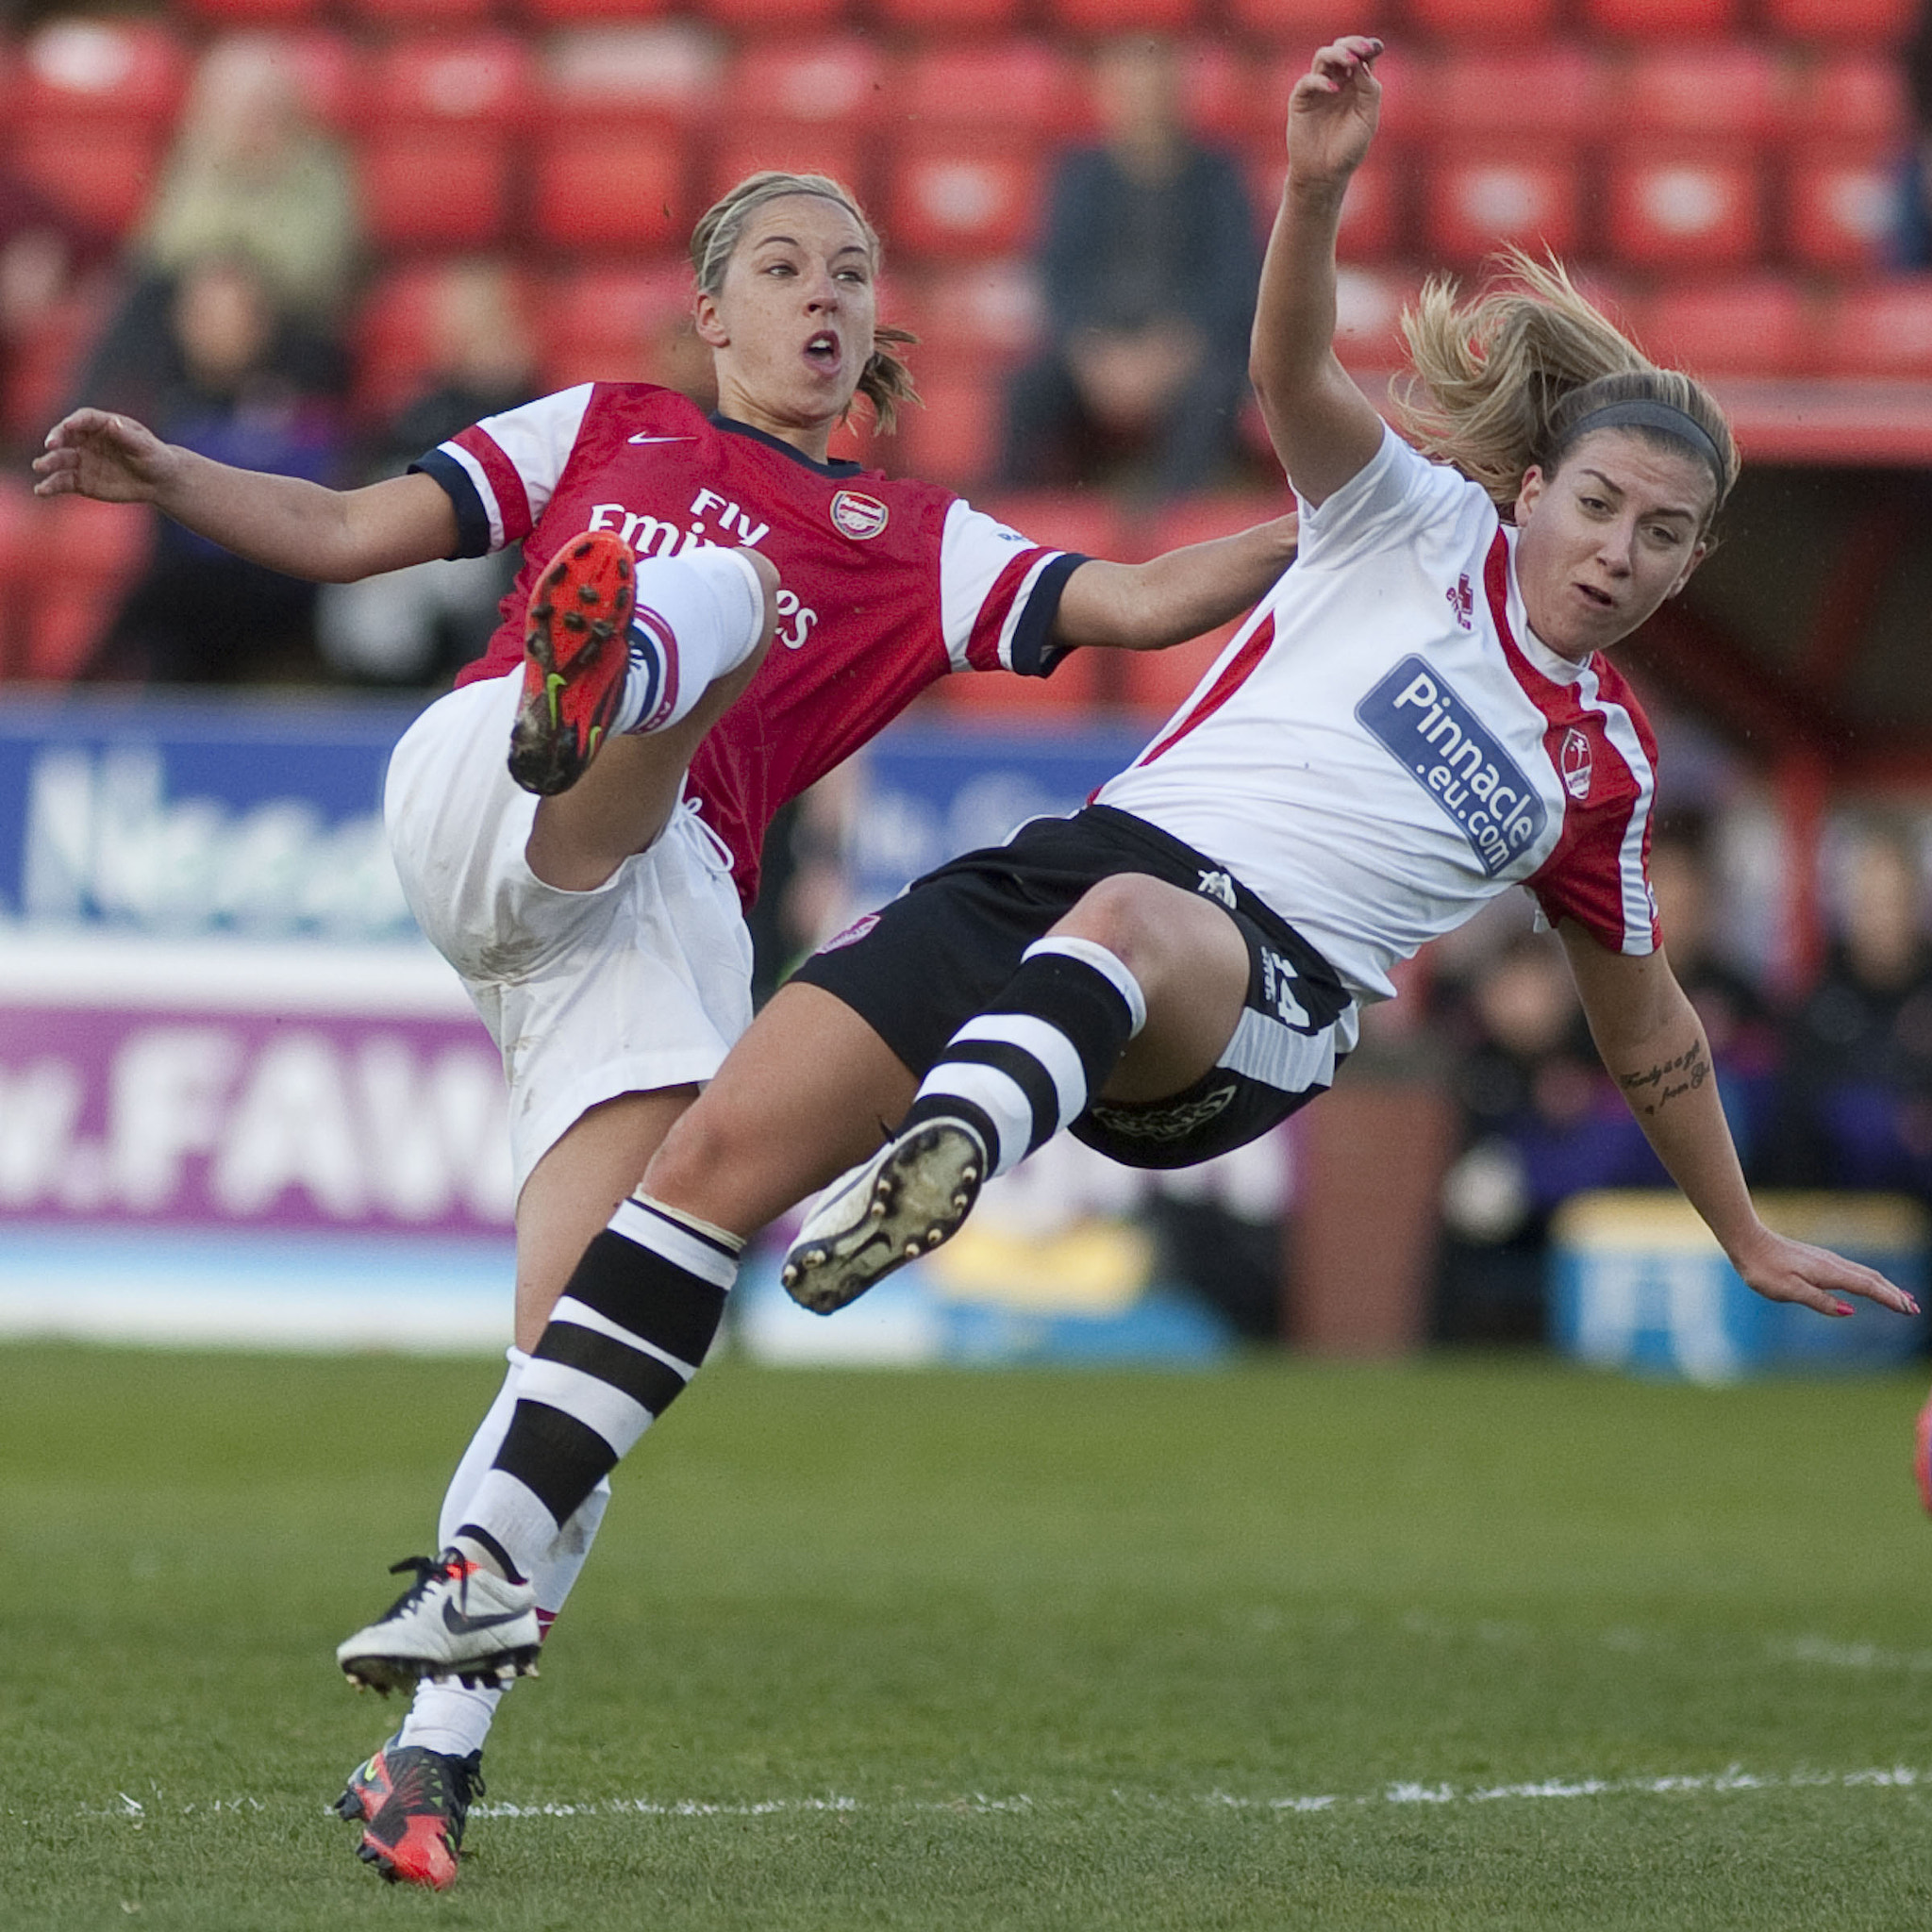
[{"xmin": 67, "ymin": 1767, "xmax": 1932, "ymax": 1825}]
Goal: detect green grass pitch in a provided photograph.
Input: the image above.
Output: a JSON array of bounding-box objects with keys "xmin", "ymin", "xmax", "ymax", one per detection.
[{"xmin": 4, "ymin": 1341, "xmax": 1932, "ymax": 1929}]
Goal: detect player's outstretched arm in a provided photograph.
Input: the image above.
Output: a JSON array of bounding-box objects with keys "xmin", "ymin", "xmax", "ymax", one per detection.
[
  {"xmin": 34, "ymin": 408, "xmax": 458, "ymax": 583},
  {"xmin": 1250, "ymin": 35, "xmax": 1389, "ymax": 509},
  {"xmin": 1558, "ymin": 923, "xmax": 1921, "ymax": 1321},
  {"xmin": 1052, "ymin": 512, "xmax": 1299, "ymax": 652}
]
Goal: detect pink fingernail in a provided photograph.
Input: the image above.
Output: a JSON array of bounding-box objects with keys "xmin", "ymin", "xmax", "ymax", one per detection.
[{"xmin": 1833, "ymin": 1302, "xmax": 1854, "ymax": 1318}]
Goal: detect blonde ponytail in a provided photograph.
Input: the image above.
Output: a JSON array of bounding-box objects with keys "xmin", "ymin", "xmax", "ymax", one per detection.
[{"xmin": 1394, "ymin": 249, "xmax": 1737, "ymax": 522}]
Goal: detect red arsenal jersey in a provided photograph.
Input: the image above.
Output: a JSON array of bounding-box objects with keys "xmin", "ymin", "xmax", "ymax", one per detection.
[{"xmin": 420, "ymin": 382, "xmax": 1084, "ymax": 906}]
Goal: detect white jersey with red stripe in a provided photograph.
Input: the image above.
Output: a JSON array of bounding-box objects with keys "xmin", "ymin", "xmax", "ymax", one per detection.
[
  {"xmin": 422, "ymin": 382, "xmax": 1084, "ymax": 906},
  {"xmin": 1095, "ymin": 425, "xmax": 1660, "ymax": 1007}
]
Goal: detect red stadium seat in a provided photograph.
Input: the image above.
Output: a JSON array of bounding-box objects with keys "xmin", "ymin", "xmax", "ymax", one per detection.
[
  {"xmin": 1419, "ymin": 44, "xmax": 1610, "ymax": 141},
  {"xmin": 1583, "ymin": 0, "xmax": 1739, "ymax": 35},
  {"xmin": 1420, "ymin": 143, "xmax": 1586, "ymax": 265},
  {"xmin": 530, "ymin": 126, "xmax": 689, "ymax": 250},
  {"xmin": 1785, "ymin": 142, "xmax": 1900, "ymax": 274},
  {"xmin": 1763, "ymin": 0, "xmax": 1916, "ymax": 39},
  {"xmin": 702, "ymin": 125, "xmax": 870, "ymax": 210},
  {"xmin": 536, "ymin": 24, "xmax": 724, "ymax": 129},
  {"xmin": 899, "ymin": 40, "xmax": 1077, "ymax": 135},
  {"xmin": 16, "ymin": 19, "xmax": 189, "ymax": 129},
  {"xmin": 342, "ymin": 0, "xmax": 494, "ymax": 24},
  {"xmin": 178, "ymin": 0, "xmax": 328, "ymax": 23},
  {"xmin": 1821, "ymin": 279, "xmax": 1932, "ymax": 377},
  {"xmin": 1605, "ymin": 142, "xmax": 1763, "ymax": 271},
  {"xmin": 1, "ymin": 289, "xmax": 107, "ymax": 448},
  {"xmin": 1248, "ymin": 147, "xmax": 1406, "ymax": 261},
  {"xmin": 891, "ymin": 358, "xmax": 1004, "ymax": 490},
  {"xmin": 536, "ymin": 259, "xmax": 697, "ymax": 390},
  {"xmin": 1635, "ymin": 275, "xmax": 1817, "ymax": 376},
  {"xmin": 519, "ymin": 0, "xmax": 675, "ymax": 21},
  {"xmin": 20, "ymin": 494, "xmax": 151, "ymax": 683},
  {"xmin": 897, "ymin": 259, "xmax": 1045, "ymax": 364},
  {"xmin": 349, "ymin": 262, "xmax": 446, "ymax": 419},
  {"xmin": 1617, "ymin": 42, "xmax": 1785, "ymax": 140},
  {"xmin": 729, "ymin": 38, "xmax": 893, "ymax": 134},
  {"xmin": 1407, "ymin": 0, "xmax": 1558, "ymax": 41},
  {"xmin": 1788, "ymin": 53, "xmax": 1908, "ymax": 142},
  {"xmin": 695, "ymin": 0, "xmax": 849, "ymax": 29},
  {"xmin": 883, "ymin": 130, "xmax": 1045, "ymax": 259},
  {"xmin": 872, "ymin": 0, "xmax": 1025, "ymax": 32},
  {"xmin": 12, "ymin": 125, "xmax": 166, "ymax": 235},
  {"xmin": 1048, "ymin": 0, "xmax": 1199, "ymax": 31},
  {"xmin": 1226, "ymin": 0, "xmax": 1375, "ymax": 42},
  {"xmin": 364, "ymin": 33, "xmax": 533, "ymax": 132},
  {"xmin": 358, "ymin": 131, "xmax": 516, "ymax": 249},
  {"xmin": 1332, "ymin": 265, "xmax": 1422, "ymax": 370}
]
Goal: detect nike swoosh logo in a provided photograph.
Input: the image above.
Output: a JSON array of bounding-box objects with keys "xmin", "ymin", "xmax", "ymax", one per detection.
[
  {"xmin": 442, "ymin": 1599, "xmax": 528, "ymax": 1635},
  {"xmin": 628, "ymin": 434, "xmax": 692, "ymax": 444}
]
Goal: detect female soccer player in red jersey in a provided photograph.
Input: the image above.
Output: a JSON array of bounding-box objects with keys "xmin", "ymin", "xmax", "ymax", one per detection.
[
  {"xmin": 37, "ymin": 170, "xmax": 1296, "ymax": 1888},
  {"xmin": 328, "ymin": 46, "xmax": 1917, "ymax": 1866}
]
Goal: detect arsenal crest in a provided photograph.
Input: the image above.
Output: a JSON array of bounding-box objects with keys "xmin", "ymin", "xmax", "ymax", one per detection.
[
  {"xmin": 1559, "ymin": 726, "xmax": 1592, "ymax": 800},
  {"xmin": 830, "ymin": 490, "xmax": 890, "ymax": 540}
]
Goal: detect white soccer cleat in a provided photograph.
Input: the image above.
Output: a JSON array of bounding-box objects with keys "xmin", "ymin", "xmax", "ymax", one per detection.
[
  {"xmin": 781, "ymin": 1116, "xmax": 987, "ymax": 1314},
  {"xmin": 336, "ymin": 1549, "xmax": 541, "ymax": 1697}
]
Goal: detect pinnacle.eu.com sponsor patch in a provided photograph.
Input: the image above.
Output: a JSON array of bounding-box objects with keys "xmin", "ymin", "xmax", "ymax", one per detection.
[{"xmin": 1355, "ymin": 658, "xmax": 1546, "ymax": 877}]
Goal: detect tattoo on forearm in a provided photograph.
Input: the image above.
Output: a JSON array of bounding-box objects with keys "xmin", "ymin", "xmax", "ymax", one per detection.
[{"xmin": 1616, "ymin": 1041, "xmax": 1709, "ymax": 1118}]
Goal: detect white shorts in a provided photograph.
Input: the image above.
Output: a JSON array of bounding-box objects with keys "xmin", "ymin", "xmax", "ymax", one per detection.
[{"xmin": 384, "ymin": 672, "xmax": 755, "ymax": 1203}]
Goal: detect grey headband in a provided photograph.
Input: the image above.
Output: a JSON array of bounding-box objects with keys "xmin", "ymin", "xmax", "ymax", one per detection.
[{"xmin": 1563, "ymin": 398, "xmax": 1725, "ymax": 491}]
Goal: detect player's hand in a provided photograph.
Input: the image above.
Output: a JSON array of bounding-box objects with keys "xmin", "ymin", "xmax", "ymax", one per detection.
[
  {"xmin": 1727, "ymin": 1224, "xmax": 1921, "ymax": 1320},
  {"xmin": 1286, "ymin": 36, "xmax": 1384, "ymax": 191},
  {"xmin": 33, "ymin": 408, "xmax": 174, "ymax": 504}
]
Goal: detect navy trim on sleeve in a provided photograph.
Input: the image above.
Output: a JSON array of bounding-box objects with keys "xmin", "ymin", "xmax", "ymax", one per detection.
[
  {"xmin": 1008, "ymin": 551, "xmax": 1089, "ymax": 677},
  {"xmin": 409, "ymin": 448, "xmax": 491, "ymax": 559}
]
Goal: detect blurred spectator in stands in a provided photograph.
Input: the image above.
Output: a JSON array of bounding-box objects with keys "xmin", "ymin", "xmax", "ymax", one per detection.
[
  {"xmin": 82, "ymin": 253, "xmax": 344, "ymax": 684},
  {"xmin": 0, "ymin": 168, "xmax": 111, "ymax": 452},
  {"xmin": 996, "ymin": 33, "xmax": 1259, "ymax": 505},
  {"xmin": 1899, "ymin": 1, "xmax": 1932, "ymax": 265},
  {"xmin": 1431, "ymin": 931, "xmax": 1637, "ymax": 1341},
  {"xmin": 72, "ymin": 35, "xmax": 357, "ymax": 417},
  {"xmin": 318, "ymin": 260, "xmax": 538, "ymax": 688},
  {"xmin": 1763, "ymin": 822, "xmax": 1932, "ymax": 1196}
]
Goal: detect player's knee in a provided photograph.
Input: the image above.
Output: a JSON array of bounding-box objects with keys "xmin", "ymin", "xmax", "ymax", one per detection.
[
  {"xmin": 641, "ymin": 1096, "xmax": 758, "ymax": 1226},
  {"xmin": 1058, "ymin": 874, "xmax": 1240, "ymax": 1000}
]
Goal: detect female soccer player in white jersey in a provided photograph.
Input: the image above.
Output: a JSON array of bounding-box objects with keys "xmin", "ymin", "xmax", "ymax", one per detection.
[
  {"xmin": 334, "ymin": 37, "xmax": 1920, "ymax": 1822},
  {"xmin": 36, "ymin": 171, "xmax": 1297, "ymax": 1888}
]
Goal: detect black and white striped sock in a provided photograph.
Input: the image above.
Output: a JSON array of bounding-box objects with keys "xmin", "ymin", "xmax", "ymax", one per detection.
[
  {"xmin": 901, "ymin": 936, "xmax": 1147, "ymax": 1179},
  {"xmin": 456, "ymin": 1195, "xmax": 741, "ymax": 1583}
]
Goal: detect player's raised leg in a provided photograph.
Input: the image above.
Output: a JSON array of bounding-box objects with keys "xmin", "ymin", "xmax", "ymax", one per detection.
[{"xmin": 786, "ymin": 878, "xmax": 1246, "ymax": 1311}]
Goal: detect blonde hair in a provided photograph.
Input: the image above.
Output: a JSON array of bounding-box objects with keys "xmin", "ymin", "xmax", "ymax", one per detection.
[
  {"xmin": 1395, "ymin": 249, "xmax": 1739, "ymax": 525},
  {"xmin": 689, "ymin": 171, "xmax": 919, "ymax": 435}
]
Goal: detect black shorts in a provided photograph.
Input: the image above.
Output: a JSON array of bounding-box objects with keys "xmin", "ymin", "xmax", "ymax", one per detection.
[{"xmin": 791, "ymin": 805, "xmax": 1356, "ymax": 1171}]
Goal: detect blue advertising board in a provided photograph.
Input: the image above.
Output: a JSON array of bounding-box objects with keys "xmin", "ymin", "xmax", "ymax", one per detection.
[
  {"xmin": 844, "ymin": 717, "xmax": 1149, "ymax": 909},
  {"xmin": 0, "ymin": 691, "xmax": 425, "ymax": 940}
]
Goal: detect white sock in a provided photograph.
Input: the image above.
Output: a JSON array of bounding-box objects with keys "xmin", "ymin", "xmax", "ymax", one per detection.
[{"xmin": 610, "ymin": 547, "xmax": 765, "ymax": 738}]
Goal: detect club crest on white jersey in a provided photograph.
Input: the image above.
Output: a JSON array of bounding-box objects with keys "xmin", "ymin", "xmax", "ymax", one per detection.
[{"xmin": 1559, "ymin": 726, "xmax": 1593, "ymax": 800}]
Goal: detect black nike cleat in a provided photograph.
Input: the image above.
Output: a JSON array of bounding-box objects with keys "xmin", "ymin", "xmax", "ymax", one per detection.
[
  {"xmin": 335, "ymin": 1736, "xmax": 485, "ymax": 1890},
  {"xmin": 335, "ymin": 1549, "xmax": 541, "ymax": 1696}
]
